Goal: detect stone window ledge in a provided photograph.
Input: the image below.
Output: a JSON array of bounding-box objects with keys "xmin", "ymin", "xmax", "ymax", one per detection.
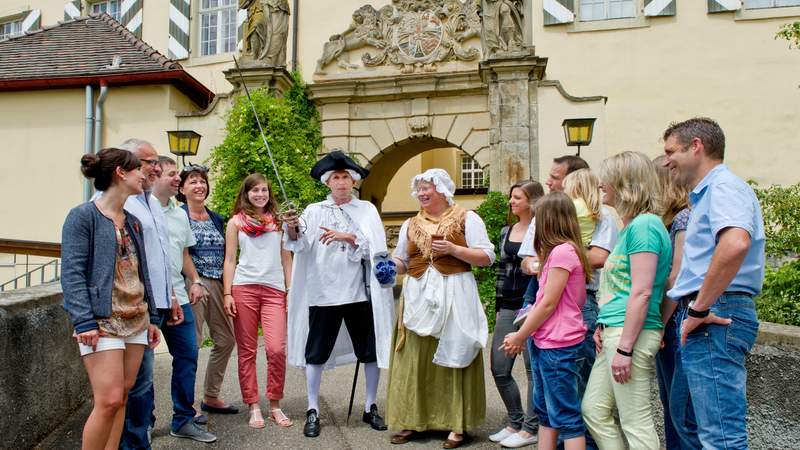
[
  {"xmin": 567, "ymin": 16, "xmax": 650, "ymax": 34},
  {"xmin": 184, "ymin": 52, "xmax": 236, "ymax": 67},
  {"xmin": 735, "ymin": 6, "xmax": 800, "ymax": 21}
]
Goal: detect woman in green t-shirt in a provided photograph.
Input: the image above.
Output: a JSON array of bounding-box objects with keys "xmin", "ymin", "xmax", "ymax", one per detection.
[{"xmin": 581, "ymin": 151, "xmax": 672, "ymax": 450}]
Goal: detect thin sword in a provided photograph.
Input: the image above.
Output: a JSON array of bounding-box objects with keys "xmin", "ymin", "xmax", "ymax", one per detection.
[{"xmin": 231, "ymin": 56, "xmax": 289, "ymax": 204}]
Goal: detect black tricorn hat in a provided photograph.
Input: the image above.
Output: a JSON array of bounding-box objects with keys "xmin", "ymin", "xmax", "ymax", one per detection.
[{"xmin": 310, "ymin": 150, "xmax": 370, "ymax": 182}]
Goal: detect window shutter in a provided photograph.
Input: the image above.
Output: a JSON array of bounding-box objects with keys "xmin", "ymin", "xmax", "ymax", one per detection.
[
  {"xmin": 21, "ymin": 9, "xmax": 42, "ymax": 32},
  {"xmin": 238, "ymin": 8, "xmax": 247, "ymax": 51},
  {"xmin": 64, "ymin": 0, "xmax": 81, "ymax": 21},
  {"xmin": 168, "ymin": 0, "xmax": 191, "ymax": 60},
  {"xmin": 708, "ymin": 0, "xmax": 742, "ymax": 12},
  {"xmin": 644, "ymin": 0, "xmax": 676, "ymax": 16},
  {"xmin": 120, "ymin": 0, "xmax": 143, "ymax": 37},
  {"xmin": 543, "ymin": 0, "xmax": 575, "ymax": 26}
]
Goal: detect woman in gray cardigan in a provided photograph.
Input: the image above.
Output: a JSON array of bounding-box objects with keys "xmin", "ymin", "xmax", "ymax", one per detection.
[{"xmin": 61, "ymin": 148, "xmax": 161, "ymax": 450}]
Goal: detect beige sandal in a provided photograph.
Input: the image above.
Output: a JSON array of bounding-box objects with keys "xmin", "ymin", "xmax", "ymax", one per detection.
[
  {"xmin": 269, "ymin": 408, "xmax": 293, "ymax": 427},
  {"xmin": 248, "ymin": 409, "xmax": 266, "ymax": 429}
]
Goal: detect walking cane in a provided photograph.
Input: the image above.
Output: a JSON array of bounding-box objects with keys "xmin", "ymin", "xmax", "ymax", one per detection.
[{"xmin": 346, "ymin": 362, "xmax": 360, "ymax": 424}]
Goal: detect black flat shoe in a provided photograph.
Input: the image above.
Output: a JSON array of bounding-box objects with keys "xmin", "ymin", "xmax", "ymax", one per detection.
[
  {"xmin": 304, "ymin": 408, "xmax": 321, "ymax": 437},
  {"xmin": 200, "ymin": 401, "xmax": 239, "ymax": 414},
  {"xmin": 362, "ymin": 404, "xmax": 388, "ymax": 431}
]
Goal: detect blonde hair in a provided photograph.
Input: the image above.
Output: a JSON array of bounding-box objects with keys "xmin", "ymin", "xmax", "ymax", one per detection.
[
  {"xmin": 563, "ymin": 169, "xmax": 602, "ymax": 223},
  {"xmin": 599, "ymin": 151, "xmax": 662, "ymax": 221},
  {"xmin": 653, "ymin": 155, "xmax": 690, "ymax": 227},
  {"xmin": 533, "ymin": 192, "xmax": 593, "ymax": 284}
]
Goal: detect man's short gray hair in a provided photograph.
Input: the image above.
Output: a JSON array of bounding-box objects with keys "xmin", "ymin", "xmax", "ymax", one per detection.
[{"xmin": 118, "ymin": 138, "xmax": 153, "ymax": 154}]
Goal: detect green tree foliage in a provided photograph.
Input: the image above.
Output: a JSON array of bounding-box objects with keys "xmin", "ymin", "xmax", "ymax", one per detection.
[
  {"xmin": 752, "ymin": 182, "xmax": 800, "ymax": 326},
  {"xmin": 758, "ymin": 261, "xmax": 800, "ymax": 326},
  {"xmin": 472, "ymin": 191, "xmax": 510, "ymax": 331},
  {"xmin": 752, "ymin": 183, "xmax": 800, "ymax": 259},
  {"xmin": 208, "ymin": 73, "xmax": 327, "ymax": 218},
  {"xmin": 776, "ymin": 21, "xmax": 800, "ymax": 49}
]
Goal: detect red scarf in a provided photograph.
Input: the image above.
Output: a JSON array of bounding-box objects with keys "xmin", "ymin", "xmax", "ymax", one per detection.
[{"xmin": 235, "ymin": 212, "xmax": 279, "ymax": 237}]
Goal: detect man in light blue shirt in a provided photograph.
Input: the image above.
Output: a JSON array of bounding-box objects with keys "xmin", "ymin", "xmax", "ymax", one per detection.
[{"xmin": 663, "ymin": 118, "xmax": 764, "ymax": 450}]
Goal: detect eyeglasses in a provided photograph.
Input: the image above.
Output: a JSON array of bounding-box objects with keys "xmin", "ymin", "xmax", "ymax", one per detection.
[
  {"xmin": 139, "ymin": 158, "xmax": 158, "ymax": 167},
  {"xmin": 181, "ymin": 164, "xmax": 209, "ymax": 173}
]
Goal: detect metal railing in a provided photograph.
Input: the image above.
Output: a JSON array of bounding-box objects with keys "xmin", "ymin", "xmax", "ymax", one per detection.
[
  {"xmin": 1, "ymin": 258, "xmax": 61, "ymax": 292},
  {"xmin": 0, "ymin": 239, "xmax": 61, "ymax": 292}
]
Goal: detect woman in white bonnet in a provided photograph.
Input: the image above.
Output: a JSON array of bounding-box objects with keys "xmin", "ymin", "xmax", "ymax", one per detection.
[{"xmin": 386, "ymin": 168, "xmax": 496, "ymax": 448}]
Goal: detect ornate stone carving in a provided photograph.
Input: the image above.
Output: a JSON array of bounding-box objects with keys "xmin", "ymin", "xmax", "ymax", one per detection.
[
  {"xmin": 408, "ymin": 116, "xmax": 431, "ymax": 138},
  {"xmin": 315, "ymin": 0, "xmax": 481, "ymax": 75},
  {"xmin": 240, "ymin": 0, "xmax": 290, "ymax": 67},
  {"xmin": 481, "ymin": 0, "xmax": 524, "ymax": 58}
]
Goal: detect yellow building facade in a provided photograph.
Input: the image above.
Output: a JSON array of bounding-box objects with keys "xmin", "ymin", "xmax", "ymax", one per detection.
[{"xmin": 1, "ymin": 0, "xmax": 799, "ymax": 246}]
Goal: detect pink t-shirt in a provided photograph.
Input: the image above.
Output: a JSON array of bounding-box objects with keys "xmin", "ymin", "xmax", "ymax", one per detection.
[{"xmin": 532, "ymin": 243, "xmax": 587, "ymax": 349}]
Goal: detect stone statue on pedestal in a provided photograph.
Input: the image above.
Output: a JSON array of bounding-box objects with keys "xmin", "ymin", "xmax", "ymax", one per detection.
[
  {"xmin": 239, "ymin": 0, "xmax": 290, "ymax": 67},
  {"xmin": 482, "ymin": 0, "xmax": 524, "ymax": 57}
]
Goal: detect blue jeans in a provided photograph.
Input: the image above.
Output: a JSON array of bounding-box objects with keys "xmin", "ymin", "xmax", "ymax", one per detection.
[
  {"xmin": 161, "ymin": 304, "xmax": 199, "ymax": 432},
  {"xmin": 121, "ymin": 309, "xmax": 166, "ymax": 450},
  {"xmin": 679, "ymin": 293, "xmax": 758, "ymax": 450},
  {"xmin": 531, "ymin": 343, "xmax": 585, "ymax": 441},
  {"xmin": 658, "ymin": 308, "xmax": 699, "ymax": 450},
  {"xmin": 576, "ymin": 291, "xmax": 599, "ymax": 450}
]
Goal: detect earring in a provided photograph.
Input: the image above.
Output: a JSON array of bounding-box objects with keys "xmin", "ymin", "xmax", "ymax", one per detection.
[{"xmin": 123, "ymin": 176, "xmax": 127, "ymax": 180}]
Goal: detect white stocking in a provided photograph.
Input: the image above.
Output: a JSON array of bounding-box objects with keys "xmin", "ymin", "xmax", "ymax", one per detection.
[
  {"xmin": 364, "ymin": 361, "xmax": 379, "ymax": 412},
  {"xmin": 306, "ymin": 364, "xmax": 323, "ymax": 412}
]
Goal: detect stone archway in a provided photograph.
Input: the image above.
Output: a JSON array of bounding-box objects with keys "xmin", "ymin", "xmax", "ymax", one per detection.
[{"xmin": 307, "ymin": 0, "xmax": 550, "ymax": 202}]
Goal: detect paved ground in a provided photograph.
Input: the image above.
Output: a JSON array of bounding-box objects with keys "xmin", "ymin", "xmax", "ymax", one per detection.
[{"xmin": 40, "ymin": 337, "xmax": 531, "ymax": 449}]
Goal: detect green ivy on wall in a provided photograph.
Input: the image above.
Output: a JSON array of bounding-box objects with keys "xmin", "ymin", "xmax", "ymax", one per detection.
[{"xmin": 208, "ymin": 72, "xmax": 327, "ymax": 219}]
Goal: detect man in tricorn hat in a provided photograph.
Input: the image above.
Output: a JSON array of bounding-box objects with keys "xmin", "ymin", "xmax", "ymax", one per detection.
[{"xmin": 283, "ymin": 150, "xmax": 394, "ymax": 438}]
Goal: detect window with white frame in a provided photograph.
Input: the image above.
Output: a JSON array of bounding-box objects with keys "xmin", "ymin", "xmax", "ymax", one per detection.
[
  {"xmin": 199, "ymin": 0, "xmax": 239, "ymax": 57},
  {"xmin": 744, "ymin": 0, "xmax": 800, "ymax": 8},
  {"xmin": 461, "ymin": 154, "xmax": 485, "ymax": 189},
  {"xmin": 580, "ymin": 0, "xmax": 636, "ymax": 21},
  {"xmin": 90, "ymin": 0, "xmax": 122, "ymax": 22},
  {"xmin": 0, "ymin": 19, "xmax": 22, "ymax": 40}
]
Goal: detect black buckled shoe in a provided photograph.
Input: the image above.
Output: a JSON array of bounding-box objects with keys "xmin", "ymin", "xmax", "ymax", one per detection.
[
  {"xmin": 303, "ymin": 408, "xmax": 321, "ymax": 437},
  {"xmin": 362, "ymin": 404, "xmax": 388, "ymax": 431}
]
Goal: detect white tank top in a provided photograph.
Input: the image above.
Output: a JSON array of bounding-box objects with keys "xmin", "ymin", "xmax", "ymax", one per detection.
[{"xmin": 233, "ymin": 230, "xmax": 285, "ymax": 291}]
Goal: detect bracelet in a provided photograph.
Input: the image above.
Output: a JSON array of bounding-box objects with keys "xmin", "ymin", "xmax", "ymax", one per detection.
[
  {"xmin": 687, "ymin": 306, "xmax": 710, "ymax": 318},
  {"xmin": 224, "ymin": 293, "xmax": 232, "ymax": 297},
  {"xmin": 616, "ymin": 347, "xmax": 633, "ymax": 357},
  {"xmin": 192, "ymin": 279, "xmax": 203, "ymax": 285}
]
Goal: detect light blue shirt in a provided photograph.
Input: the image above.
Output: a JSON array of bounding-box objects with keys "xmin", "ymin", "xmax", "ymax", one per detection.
[
  {"xmin": 162, "ymin": 199, "xmax": 196, "ymax": 306},
  {"xmin": 668, "ymin": 164, "xmax": 765, "ymax": 299}
]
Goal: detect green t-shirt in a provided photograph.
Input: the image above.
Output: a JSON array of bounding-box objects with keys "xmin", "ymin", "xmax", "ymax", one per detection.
[{"xmin": 597, "ymin": 213, "xmax": 672, "ymax": 329}]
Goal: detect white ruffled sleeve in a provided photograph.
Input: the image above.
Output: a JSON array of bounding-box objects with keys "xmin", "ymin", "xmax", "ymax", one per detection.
[
  {"xmin": 465, "ymin": 211, "xmax": 495, "ymax": 264},
  {"xmin": 392, "ymin": 219, "xmax": 411, "ymax": 267}
]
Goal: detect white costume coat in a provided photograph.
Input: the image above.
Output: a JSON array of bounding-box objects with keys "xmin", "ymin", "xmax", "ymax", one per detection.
[{"xmin": 284, "ymin": 196, "xmax": 395, "ymax": 369}]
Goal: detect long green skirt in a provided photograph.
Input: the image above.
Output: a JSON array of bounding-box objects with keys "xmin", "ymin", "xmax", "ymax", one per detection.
[{"xmin": 386, "ymin": 327, "xmax": 485, "ymax": 434}]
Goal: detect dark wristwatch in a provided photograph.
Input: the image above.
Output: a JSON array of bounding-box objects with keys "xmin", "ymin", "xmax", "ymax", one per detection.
[
  {"xmin": 687, "ymin": 301, "xmax": 710, "ymax": 319},
  {"xmin": 616, "ymin": 347, "xmax": 633, "ymax": 357}
]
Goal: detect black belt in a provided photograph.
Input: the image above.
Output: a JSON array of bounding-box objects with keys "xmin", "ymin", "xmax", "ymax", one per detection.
[
  {"xmin": 677, "ymin": 291, "xmax": 753, "ymax": 308},
  {"xmin": 586, "ymin": 289, "xmax": 597, "ymax": 296}
]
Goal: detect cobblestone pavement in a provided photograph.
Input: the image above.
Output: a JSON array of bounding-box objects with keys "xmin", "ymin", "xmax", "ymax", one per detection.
[{"xmin": 40, "ymin": 338, "xmax": 530, "ymax": 449}]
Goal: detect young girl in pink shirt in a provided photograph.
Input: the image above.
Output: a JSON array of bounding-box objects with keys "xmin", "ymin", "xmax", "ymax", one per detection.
[{"xmin": 503, "ymin": 192, "xmax": 592, "ymax": 450}]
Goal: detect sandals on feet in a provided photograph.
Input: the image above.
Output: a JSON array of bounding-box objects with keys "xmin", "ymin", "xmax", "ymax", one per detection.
[
  {"xmin": 248, "ymin": 409, "xmax": 266, "ymax": 429},
  {"xmin": 269, "ymin": 408, "xmax": 293, "ymax": 427}
]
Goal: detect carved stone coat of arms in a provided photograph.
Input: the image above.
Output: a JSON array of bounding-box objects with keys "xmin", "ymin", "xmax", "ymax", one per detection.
[{"xmin": 315, "ymin": 0, "xmax": 481, "ymax": 75}]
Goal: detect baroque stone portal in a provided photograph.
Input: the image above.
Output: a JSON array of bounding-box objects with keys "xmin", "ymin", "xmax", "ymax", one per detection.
[
  {"xmin": 239, "ymin": 0, "xmax": 290, "ymax": 67},
  {"xmin": 315, "ymin": 0, "xmax": 481, "ymax": 75}
]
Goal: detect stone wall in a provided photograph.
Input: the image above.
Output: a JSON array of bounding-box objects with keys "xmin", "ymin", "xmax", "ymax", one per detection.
[{"xmin": 0, "ymin": 283, "xmax": 89, "ymax": 449}]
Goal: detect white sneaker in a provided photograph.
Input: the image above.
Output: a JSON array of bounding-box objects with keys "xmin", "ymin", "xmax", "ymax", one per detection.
[
  {"xmin": 500, "ymin": 431, "xmax": 538, "ymax": 448},
  {"xmin": 489, "ymin": 427, "xmax": 516, "ymax": 443}
]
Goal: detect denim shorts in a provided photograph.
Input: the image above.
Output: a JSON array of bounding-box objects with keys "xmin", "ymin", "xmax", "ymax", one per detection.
[{"xmin": 531, "ymin": 342, "xmax": 585, "ymax": 440}]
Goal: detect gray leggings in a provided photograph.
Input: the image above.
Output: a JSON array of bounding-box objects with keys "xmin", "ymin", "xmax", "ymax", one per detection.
[{"xmin": 490, "ymin": 307, "xmax": 539, "ymax": 434}]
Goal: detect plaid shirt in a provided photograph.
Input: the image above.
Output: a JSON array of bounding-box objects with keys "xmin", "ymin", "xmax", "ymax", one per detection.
[{"xmin": 495, "ymin": 225, "xmax": 531, "ymax": 310}]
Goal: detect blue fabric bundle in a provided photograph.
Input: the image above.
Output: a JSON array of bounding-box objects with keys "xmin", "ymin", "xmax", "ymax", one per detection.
[{"xmin": 373, "ymin": 252, "xmax": 397, "ymax": 287}]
